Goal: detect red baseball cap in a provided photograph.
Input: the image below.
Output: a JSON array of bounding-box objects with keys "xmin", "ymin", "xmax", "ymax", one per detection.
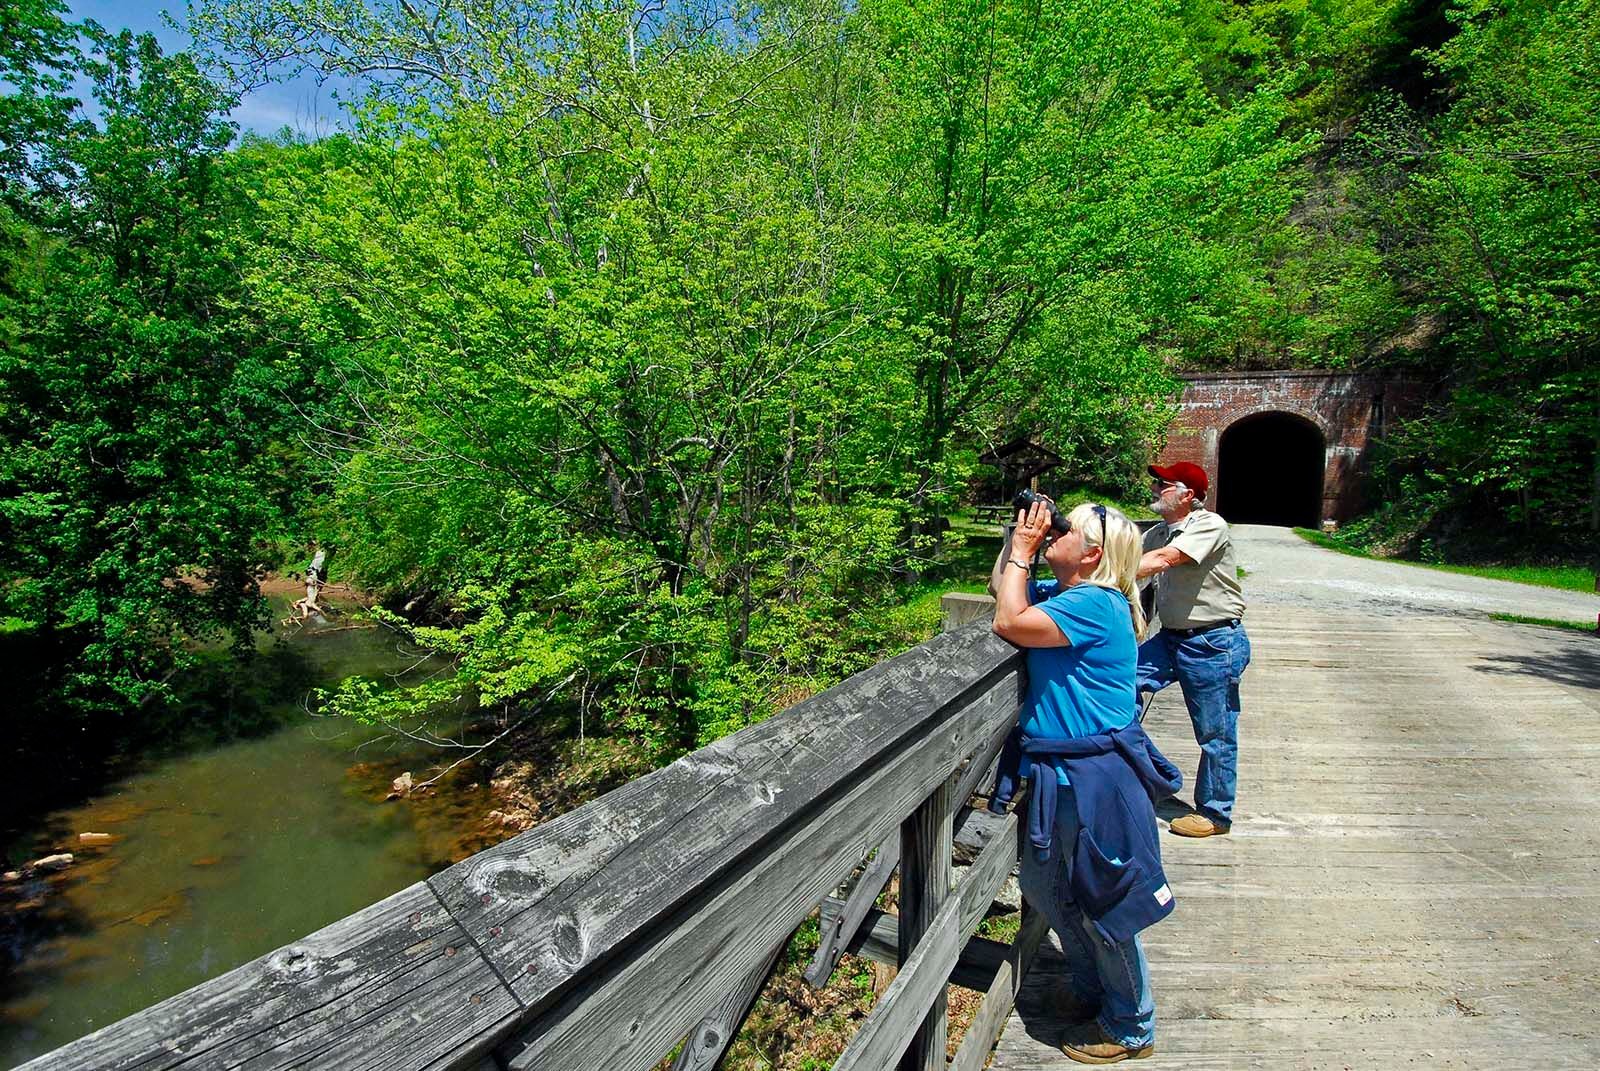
[{"xmin": 1148, "ymin": 461, "xmax": 1209, "ymax": 500}]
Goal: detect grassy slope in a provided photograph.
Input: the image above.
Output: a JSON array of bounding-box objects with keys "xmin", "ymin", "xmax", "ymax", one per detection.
[
  {"xmin": 1488, "ymin": 613, "xmax": 1597, "ymax": 635},
  {"xmin": 1294, "ymin": 529, "xmax": 1596, "ymax": 593}
]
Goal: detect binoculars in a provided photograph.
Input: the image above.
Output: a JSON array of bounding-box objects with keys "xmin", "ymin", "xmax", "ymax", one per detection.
[{"xmin": 1011, "ymin": 489, "xmax": 1071, "ymax": 535}]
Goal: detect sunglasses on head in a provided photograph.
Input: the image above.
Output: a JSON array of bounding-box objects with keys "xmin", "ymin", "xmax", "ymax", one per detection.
[{"xmin": 1061, "ymin": 504, "xmax": 1109, "ymax": 542}]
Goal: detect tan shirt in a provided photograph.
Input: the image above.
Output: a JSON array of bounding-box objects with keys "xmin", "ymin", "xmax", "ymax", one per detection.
[{"xmin": 1143, "ymin": 508, "xmax": 1245, "ymax": 628}]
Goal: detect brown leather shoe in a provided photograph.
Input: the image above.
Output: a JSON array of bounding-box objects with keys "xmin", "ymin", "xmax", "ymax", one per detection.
[
  {"xmin": 1061, "ymin": 1022, "xmax": 1155, "ymax": 1064},
  {"xmin": 1169, "ymin": 814, "xmax": 1229, "ymax": 837}
]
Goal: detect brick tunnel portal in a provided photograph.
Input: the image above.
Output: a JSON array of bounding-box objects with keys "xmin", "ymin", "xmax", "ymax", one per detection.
[
  {"xmin": 1216, "ymin": 412, "xmax": 1325, "ymax": 528},
  {"xmin": 1157, "ymin": 372, "xmax": 1431, "ymax": 524}
]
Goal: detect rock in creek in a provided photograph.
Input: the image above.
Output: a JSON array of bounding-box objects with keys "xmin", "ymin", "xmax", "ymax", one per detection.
[
  {"xmin": 27, "ymin": 853, "xmax": 74, "ymax": 873},
  {"xmin": 78, "ymin": 831, "xmax": 116, "ymax": 845},
  {"xmin": 486, "ymin": 809, "xmax": 524, "ymax": 830},
  {"xmin": 385, "ymin": 771, "xmax": 415, "ymax": 801}
]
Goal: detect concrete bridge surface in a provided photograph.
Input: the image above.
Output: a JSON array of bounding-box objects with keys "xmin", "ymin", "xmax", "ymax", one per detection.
[{"xmin": 990, "ymin": 526, "xmax": 1600, "ymax": 1069}]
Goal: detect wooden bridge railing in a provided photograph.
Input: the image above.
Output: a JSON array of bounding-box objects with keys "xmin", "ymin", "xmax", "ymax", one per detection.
[{"xmin": 21, "ymin": 621, "xmax": 1047, "ymax": 1071}]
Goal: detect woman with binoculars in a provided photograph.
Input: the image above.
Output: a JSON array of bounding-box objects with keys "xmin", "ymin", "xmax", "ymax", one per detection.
[{"xmin": 987, "ymin": 495, "xmax": 1181, "ymax": 1064}]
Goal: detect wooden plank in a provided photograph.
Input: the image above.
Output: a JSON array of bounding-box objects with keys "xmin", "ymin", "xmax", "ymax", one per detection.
[
  {"xmin": 18, "ymin": 622, "xmax": 1019, "ymax": 1071},
  {"xmin": 1000, "ymin": 941, "xmax": 1600, "ymax": 1068},
  {"xmin": 1174, "ymin": 811, "xmax": 1600, "ymax": 834},
  {"xmin": 949, "ymin": 811, "xmax": 1022, "ymax": 941},
  {"xmin": 488, "ymin": 667, "xmax": 1024, "ymax": 1070},
  {"xmin": 953, "ymin": 805, "xmax": 1010, "ymax": 862},
  {"xmin": 805, "ymin": 834, "xmax": 899, "ymax": 987},
  {"xmin": 833, "ymin": 810, "xmax": 1022, "ymax": 1071},
  {"xmin": 818, "ymin": 896, "xmax": 1018, "ymax": 992},
  {"xmin": 1166, "ymin": 880, "xmax": 1600, "ymax": 900},
  {"xmin": 897, "ymin": 775, "xmax": 954, "ymax": 1071},
  {"xmin": 950, "ymin": 905, "xmax": 1048, "ymax": 1071},
  {"xmin": 951, "ymin": 716, "xmax": 1012, "ymax": 812},
  {"xmin": 670, "ymin": 940, "xmax": 785, "ymax": 1071},
  {"xmin": 1135, "ymin": 956, "xmax": 1591, "ymax": 989},
  {"xmin": 15, "ymin": 882, "xmax": 521, "ymax": 1071}
]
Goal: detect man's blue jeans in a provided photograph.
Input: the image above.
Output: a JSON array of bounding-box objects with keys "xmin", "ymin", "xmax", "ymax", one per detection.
[
  {"xmin": 1136, "ymin": 622, "xmax": 1251, "ymax": 825},
  {"xmin": 1020, "ymin": 785, "xmax": 1156, "ymax": 1048}
]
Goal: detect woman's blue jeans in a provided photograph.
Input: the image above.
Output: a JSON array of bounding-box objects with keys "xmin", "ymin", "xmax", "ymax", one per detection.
[
  {"xmin": 1136, "ymin": 621, "xmax": 1251, "ymax": 825},
  {"xmin": 1019, "ymin": 784, "xmax": 1156, "ymax": 1048}
]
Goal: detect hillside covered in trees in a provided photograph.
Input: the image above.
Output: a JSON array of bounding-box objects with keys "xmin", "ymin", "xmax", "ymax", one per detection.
[{"xmin": 2, "ymin": 0, "xmax": 1595, "ymax": 771}]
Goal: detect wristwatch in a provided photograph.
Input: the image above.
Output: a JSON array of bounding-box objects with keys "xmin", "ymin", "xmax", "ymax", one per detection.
[{"xmin": 1008, "ymin": 558, "xmax": 1031, "ymax": 571}]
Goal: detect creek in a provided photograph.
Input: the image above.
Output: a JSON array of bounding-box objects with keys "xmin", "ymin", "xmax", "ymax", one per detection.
[{"xmin": 0, "ymin": 596, "xmax": 490, "ymax": 1069}]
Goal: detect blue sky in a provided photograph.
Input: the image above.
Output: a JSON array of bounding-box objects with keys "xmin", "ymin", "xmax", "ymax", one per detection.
[{"xmin": 69, "ymin": 1, "xmax": 355, "ymax": 136}]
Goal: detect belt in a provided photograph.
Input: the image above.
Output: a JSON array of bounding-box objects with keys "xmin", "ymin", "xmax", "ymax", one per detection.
[{"xmin": 1164, "ymin": 619, "xmax": 1240, "ymax": 638}]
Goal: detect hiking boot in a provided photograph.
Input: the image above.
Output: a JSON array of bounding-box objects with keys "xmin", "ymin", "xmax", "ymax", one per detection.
[
  {"xmin": 1060, "ymin": 1022, "xmax": 1155, "ymax": 1064},
  {"xmin": 1169, "ymin": 814, "xmax": 1229, "ymax": 837}
]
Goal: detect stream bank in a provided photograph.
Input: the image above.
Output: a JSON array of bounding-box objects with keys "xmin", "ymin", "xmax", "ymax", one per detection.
[{"xmin": 0, "ymin": 594, "xmax": 477, "ymax": 1068}]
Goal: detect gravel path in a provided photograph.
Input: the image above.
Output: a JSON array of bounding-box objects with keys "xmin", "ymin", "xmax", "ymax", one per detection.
[{"xmin": 1234, "ymin": 524, "xmax": 1599, "ymax": 623}]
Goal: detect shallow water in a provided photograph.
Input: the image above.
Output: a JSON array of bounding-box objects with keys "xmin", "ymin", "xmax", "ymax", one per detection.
[{"xmin": 0, "ymin": 600, "xmax": 486, "ymax": 1069}]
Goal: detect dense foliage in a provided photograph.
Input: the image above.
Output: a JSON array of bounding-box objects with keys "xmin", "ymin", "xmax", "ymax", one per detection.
[
  {"xmin": 1355, "ymin": 0, "xmax": 1600, "ymax": 546},
  {"xmin": 1, "ymin": 0, "xmax": 1594, "ymax": 759},
  {"xmin": 1, "ymin": 17, "xmax": 306, "ymax": 719}
]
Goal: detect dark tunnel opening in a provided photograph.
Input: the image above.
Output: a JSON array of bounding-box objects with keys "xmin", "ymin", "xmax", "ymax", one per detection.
[{"xmin": 1216, "ymin": 413, "xmax": 1325, "ymax": 527}]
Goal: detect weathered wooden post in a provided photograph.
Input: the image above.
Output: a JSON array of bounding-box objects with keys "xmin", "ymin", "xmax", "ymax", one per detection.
[
  {"xmin": 941, "ymin": 592, "xmax": 996, "ymax": 632},
  {"xmin": 897, "ymin": 774, "xmax": 954, "ymax": 1070}
]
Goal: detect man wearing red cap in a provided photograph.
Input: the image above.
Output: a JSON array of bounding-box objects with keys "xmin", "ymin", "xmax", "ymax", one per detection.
[{"xmin": 1136, "ymin": 461, "xmax": 1250, "ymax": 837}]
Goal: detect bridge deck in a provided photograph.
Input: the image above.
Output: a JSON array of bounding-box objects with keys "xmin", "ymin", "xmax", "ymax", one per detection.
[{"xmin": 989, "ymin": 605, "xmax": 1600, "ymax": 1069}]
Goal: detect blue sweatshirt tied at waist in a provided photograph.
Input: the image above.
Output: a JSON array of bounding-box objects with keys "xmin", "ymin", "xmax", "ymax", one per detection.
[{"xmin": 989, "ymin": 722, "xmax": 1184, "ymax": 943}]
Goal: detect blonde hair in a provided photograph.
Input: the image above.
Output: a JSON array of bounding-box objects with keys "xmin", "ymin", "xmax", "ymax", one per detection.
[{"xmin": 1064, "ymin": 502, "xmax": 1148, "ymax": 641}]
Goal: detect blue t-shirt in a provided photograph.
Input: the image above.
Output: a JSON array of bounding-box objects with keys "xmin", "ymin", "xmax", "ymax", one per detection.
[{"xmin": 1021, "ymin": 580, "xmax": 1138, "ymax": 783}]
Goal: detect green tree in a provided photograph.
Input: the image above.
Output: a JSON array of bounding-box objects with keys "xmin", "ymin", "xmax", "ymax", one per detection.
[
  {"xmin": 1, "ymin": 0, "xmax": 80, "ymax": 338},
  {"xmin": 1356, "ymin": 0, "xmax": 1599, "ymax": 542},
  {"xmin": 851, "ymin": 0, "xmax": 1308, "ymax": 534},
  {"xmin": 196, "ymin": 0, "xmax": 922, "ymax": 749},
  {"xmin": 0, "ymin": 0, "xmax": 81, "ymax": 198},
  {"xmin": 0, "ymin": 28, "xmax": 298, "ymax": 715}
]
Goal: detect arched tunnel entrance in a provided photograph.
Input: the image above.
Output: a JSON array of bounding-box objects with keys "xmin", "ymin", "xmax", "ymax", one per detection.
[{"xmin": 1216, "ymin": 412, "xmax": 1325, "ymax": 527}]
